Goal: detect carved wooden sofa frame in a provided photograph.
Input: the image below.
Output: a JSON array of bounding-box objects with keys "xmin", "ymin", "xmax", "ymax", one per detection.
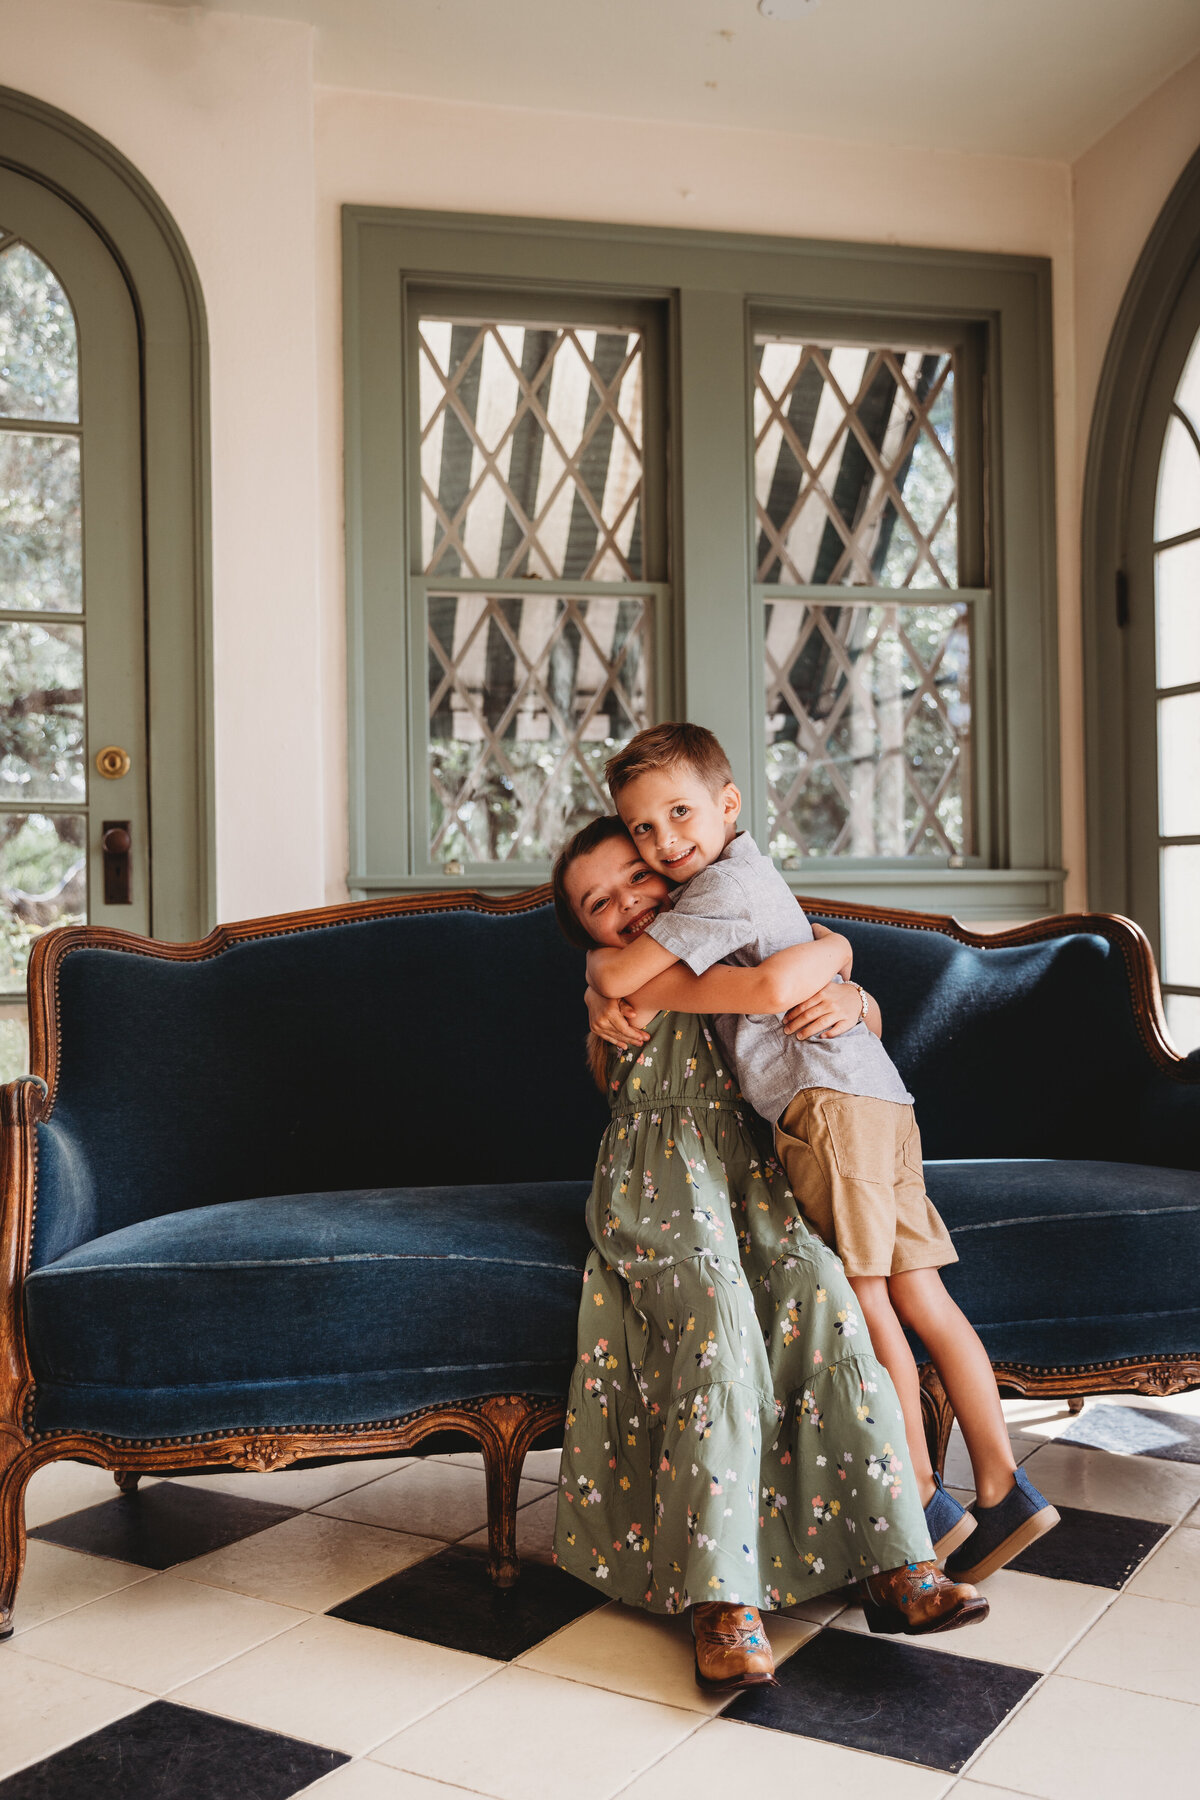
[{"xmin": 2, "ymin": 889, "xmax": 1198, "ymax": 1637}]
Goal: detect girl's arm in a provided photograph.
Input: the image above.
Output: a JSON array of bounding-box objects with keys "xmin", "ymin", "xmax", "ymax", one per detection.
[{"xmin": 783, "ymin": 980, "xmax": 883, "ymax": 1040}]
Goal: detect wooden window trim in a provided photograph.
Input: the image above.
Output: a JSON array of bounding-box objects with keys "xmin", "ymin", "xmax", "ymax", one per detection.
[{"xmin": 344, "ymin": 206, "xmax": 1060, "ymax": 919}]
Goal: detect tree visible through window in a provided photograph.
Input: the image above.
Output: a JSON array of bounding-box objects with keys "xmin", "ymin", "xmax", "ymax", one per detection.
[
  {"xmin": 0, "ymin": 232, "xmax": 87, "ymax": 1077},
  {"xmin": 416, "ymin": 312, "xmax": 658, "ymax": 869},
  {"xmin": 754, "ymin": 336, "xmax": 974, "ymax": 863}
]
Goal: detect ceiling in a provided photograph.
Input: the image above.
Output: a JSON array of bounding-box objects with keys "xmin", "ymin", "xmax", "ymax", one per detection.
[{"xmin": 134, "ymin": 0, "xmax": 1200, "ymax": 161}]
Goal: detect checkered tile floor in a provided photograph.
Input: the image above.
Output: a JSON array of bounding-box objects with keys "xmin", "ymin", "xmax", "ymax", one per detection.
[{"xmin": 4, "ymin": 1395, "xmax": 1200, "ymax": 1799}]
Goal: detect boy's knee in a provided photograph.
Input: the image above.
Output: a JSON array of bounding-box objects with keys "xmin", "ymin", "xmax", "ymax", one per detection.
[
  {"xmin": 887, "ymin": 1267, "xmax": 947, "ymax": 1325},
  {"xmin": 849, "ymin": 1275, "xmax": 895, "ymax": 1326}
]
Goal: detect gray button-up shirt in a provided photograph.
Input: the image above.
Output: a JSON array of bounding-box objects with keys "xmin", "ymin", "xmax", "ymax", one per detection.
[{"xmin": 645, "ymin": 832, "xmax": 913, "ymax": 1124}]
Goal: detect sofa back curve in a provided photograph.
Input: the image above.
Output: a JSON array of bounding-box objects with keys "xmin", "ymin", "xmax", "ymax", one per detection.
[
  {"xmin": 818, "ymin": 914, "xmax": 1197, "ymax": 1167},
  {"xmin": 31, "ymin": 903, "xmax": 609, "ymax": 1267},
  {"xmin": 28, "ymin": 900, "xmax": 1197, "ymax": 1269}
]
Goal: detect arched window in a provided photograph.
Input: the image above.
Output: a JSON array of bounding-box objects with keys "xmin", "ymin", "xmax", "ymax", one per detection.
[
  {"xmin": 1154, "ymin": 330, "xmax": 1200, "ymax": 1048},
  {"xmin": 1083, "ymin": 145, "xmax": 1200, "ymax": 1052}
]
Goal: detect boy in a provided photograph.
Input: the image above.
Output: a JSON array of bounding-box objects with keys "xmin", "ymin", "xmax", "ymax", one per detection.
[{"xmin": 586, "ymin": 721, "xmax": 1059, "ymax": 1589}]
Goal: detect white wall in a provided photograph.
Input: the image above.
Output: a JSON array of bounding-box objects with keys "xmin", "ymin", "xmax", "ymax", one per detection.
[
  {"xmin": 3, "ymin": 0, "xmax": 1198, "ymax": 923},
  {"xmin": 1, "ymin": 0, "xmax": 325, "ymax": 924}
]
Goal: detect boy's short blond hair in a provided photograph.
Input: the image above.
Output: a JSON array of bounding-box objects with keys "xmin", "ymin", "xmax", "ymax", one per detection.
[{"xmin": 605, "ymin": 721, "xmax": 734, "ymax": 800}]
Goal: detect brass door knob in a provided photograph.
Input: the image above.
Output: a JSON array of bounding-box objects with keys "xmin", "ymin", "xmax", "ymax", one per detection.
[{"xmin": 96, "ymin": 746, "xmax": 131, "ymax": 780}]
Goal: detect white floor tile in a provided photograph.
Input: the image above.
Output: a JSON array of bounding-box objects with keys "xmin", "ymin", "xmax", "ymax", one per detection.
[
  {"xmin": 461, "ymin": 1491, "xmax": 557, "ymax": 1568},
  {"xmin": 783, "ymin": 1590, "xmax": 849, "ymax": 1625},
  {"xmin": 372, "ymin": 1663, "xmax": 702, "ymax": 1800},
  {"xmin": 615, "ymin": 1715, "xmax": 954, "ymax": 1799},
  {"xmin": 1076, "ymin": 1389, "xmax": 1200, "ymax": 1419},
  {"xmin": 1018, "ymin": 1441, "xmax": 1200, "ymax": 1523},
  {"xmin": 6, "ymin": 1541, "xmax": 155, "ymax": 1636},
  {"xmin": 0, "ymin": 1650, "xmax": 148, "ymax": 1780},
  {"xmin": 1127, "ymin": 1518, "xmax": 1200, "ymax": 1603},
  {"xmin": 316, "ymin": 1461, "xmax": 544, "ymax": 1540},
  {"xmin": 517, "ymin": 1598, "xmax": 815, "ymax": 1715},
  {"xmin": 23, "ymin": 1459, "xmax": 158, "ymax": 1528},
  {"xmin": 520, "ymin": 1448, "xmax": 564, "ymax": 1483},
  {"xmin": 304, "ymin": 1764, "xmax": 489, "ymax": 1798},
  {"xmin": 955, "ymin": 1784, "xmax": 1043, "ymax": 1799},
  {"xmin": 436, "ymin": 1448, "xmax": 561, "ymax": 1483},
  {"xmin": 943, "ymin": 1428, "xmax": 1041, "ymax": 1491},
  {"xmin": 969, "ymin": 1673, "xmax": 1200, "ymax": 1798},
  {"xmin": 169, "ymin": 1457, "xmax": 415, "ymax": 1510},
  {"xmin": 832, "ymin": 1569, "xmax": 1111, "ymax": 1671},
  {"xmin": 7, "ymin": 1571, "xmax": 304, "ymax": 1693},
  {"xmin": 1058, "ymin": 1591, "xmax": 1200, "ymax": 1704},
  {"xmin": 173, "ymin": 1613, "xmax": 496, "ymax": 1755},
  {"xmin": 1000, "ymin": 1399, "xmax": 1077, "ymax": 1431},
  {"xmin": 176, "ymin": 1510, "xmax": 443, "ymax": 1611}
]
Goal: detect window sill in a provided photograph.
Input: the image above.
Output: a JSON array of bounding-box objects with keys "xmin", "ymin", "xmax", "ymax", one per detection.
[{"xmin": 350, "ymin": 866, "xmax": 1065, "ymax": 922}]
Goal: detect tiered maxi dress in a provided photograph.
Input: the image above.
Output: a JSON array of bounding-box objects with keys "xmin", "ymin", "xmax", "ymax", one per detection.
[{"xmin": 553, "ymin": 1010, "xmax": 932, "ymax": 1614}]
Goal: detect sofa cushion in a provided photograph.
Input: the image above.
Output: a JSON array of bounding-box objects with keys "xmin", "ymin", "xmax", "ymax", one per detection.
[
  {"xmin": 924, "ymin": 1159, "xmax": 1200, "ymax": 1367},
  {"xmin": 25, "ymin": 1183, "xmax": 591, "ymax": 1439}
]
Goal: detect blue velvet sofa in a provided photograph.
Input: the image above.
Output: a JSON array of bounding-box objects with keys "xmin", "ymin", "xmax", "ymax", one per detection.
[{"xmin": 2, "ymin": 888, "xmax": 1198, "ymax": 1636}]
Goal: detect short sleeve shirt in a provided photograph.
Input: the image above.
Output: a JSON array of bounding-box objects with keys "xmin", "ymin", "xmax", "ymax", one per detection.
[{"xmin": 645, "ymin": 832, "xmax": 912, "ymax": 1124}]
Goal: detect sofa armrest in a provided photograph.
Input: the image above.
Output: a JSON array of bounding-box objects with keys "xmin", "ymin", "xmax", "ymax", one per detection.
[{"xmin": 1, "ymin": 1075, "xmax": 49, "ymax": 1433}]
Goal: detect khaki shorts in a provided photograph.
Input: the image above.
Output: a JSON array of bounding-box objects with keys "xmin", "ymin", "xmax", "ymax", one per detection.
[{"xmin": 774, "ymin": 1088, "xmax": 957, "ymax": 1279}]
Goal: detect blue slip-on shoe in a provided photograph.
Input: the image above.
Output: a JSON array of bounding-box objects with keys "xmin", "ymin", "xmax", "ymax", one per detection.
[
  {"xmin": 925, "ymin": 1472, "xmax": 977, "ymax": 1561},
  {"xmin": 944, "ymin": 1466, "xmax": 1060, "ymax": 1584}
]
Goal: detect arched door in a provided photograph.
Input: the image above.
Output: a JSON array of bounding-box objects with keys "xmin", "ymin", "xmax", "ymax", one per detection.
[{"xmin": 1, "ymin": 166, "xmax": 149, "ymax": 1071}]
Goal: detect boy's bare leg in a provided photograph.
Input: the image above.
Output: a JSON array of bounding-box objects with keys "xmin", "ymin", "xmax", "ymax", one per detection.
[
  {"xmin": 888, "ymin": 1267, "xmax": 1016, "ymax": 1509},
  {"xmin": 848, "ymin": 1275, "xmax": 936, "ymax": 1506}
]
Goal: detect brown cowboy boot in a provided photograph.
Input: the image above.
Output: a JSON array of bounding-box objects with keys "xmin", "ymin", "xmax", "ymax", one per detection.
[
  {"xmin": 691, "ymin": 1602, "xmax": 778, "ymax": 1691},
  {"xmin": 861, "ymin": 1560, "xmax": 989, "ymax": 1636}
]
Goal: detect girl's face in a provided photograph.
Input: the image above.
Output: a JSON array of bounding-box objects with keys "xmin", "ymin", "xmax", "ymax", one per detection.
[{"xmin": 564, "ymin": 834, "xmax": 671, "ymax": 949}]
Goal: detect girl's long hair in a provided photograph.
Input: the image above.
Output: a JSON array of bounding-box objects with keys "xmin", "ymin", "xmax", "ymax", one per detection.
[{"xmin": 550, "ymin": 814, "xmax": 633, "ymax": 1092}]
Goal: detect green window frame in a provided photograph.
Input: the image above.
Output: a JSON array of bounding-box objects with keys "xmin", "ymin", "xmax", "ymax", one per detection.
[{"xmin": 344, "ymin": 207, "xmax": 1060, "ymax": 917}]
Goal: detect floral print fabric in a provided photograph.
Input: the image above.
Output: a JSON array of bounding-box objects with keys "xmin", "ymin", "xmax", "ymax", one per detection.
[{"xmin": 553, "ymin": 1011, "xmax": 932, "ymax": 1613}]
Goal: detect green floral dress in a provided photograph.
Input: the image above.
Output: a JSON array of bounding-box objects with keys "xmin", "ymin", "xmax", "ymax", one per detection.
[{"xmin": 553, "ymin": 1010, "xmax": 932, "ymax": 1614}]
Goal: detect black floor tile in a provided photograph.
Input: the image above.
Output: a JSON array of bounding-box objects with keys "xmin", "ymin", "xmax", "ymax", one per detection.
[
  {"xmin": 1057, "ymin": 1402, "xmax": 1200, "ymax": 1464},
  {"xmin": 1009, "ymin": 1502, "xmax": 1168, "ymax": 1588},
  {"xmin": 329, "ymin": 1541, "xmax": 603, "ymax": 1660},
  {"xmin": 30, "ymin": 1480, "xmax": 298, "ymax": 1570},
  {"xmin": 726, "ymin": 1627, "xmax": 1038, "ymax": 1773},
  {"xmin": 0, "ymin": 1701, "xmax": 345, "ymax": 1798}
]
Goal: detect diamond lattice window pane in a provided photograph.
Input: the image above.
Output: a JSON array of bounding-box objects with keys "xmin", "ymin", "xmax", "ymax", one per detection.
[
  {"xmin": 419, "ymin": 319, "xmax": 645, "ymax": 581},
  {"xmin": 765, "ymin": 599, "xmax": 971, "ymax": 859},
  {"xmin": 754, "ymin": 338, "xmax": 957, "ymax": 588},
  {"xmin": 427, "ymin": 591, "xmax": 652, "ymax": 863}
]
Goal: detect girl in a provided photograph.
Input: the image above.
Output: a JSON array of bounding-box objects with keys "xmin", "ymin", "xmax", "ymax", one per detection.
[{"xmin": 550, "ymin": 817, "xmax": 986, "ymax": 1691}]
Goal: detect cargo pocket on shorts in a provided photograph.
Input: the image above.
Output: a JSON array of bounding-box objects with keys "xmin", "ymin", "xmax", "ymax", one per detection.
[
  {"xmin": 900, "ymin": 1111, "xmax": 925, "ymax": 1180},
  {"xmin": 820, "ymin": 1095, "xmax": 894, "ymax": 1185}
]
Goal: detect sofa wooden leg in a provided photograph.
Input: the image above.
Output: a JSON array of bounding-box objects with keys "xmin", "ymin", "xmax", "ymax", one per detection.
[
  {"xmin": 475, "ymin": 1395, "xmax": 564, "ymax": 1589},
  {"xmin": 114, "ymin": 1470, "xmax": 141, "ymax": 1494},
  {"xmin": 918, "ymin": 1363, "xmax": 955, "ymax": 1479},
  {"xmin": 1067, "ymin": 1396, "xmax": 1086, "ymax": 1415},
  {"xmin": 0, "ymin": 1443, "xmax": 35, "ymax": 1641}
]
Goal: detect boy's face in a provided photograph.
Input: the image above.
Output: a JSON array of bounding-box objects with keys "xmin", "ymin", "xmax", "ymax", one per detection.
[{"xmin": 613, "ymin": 766, "xmax": 741, "ymax": 882}]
